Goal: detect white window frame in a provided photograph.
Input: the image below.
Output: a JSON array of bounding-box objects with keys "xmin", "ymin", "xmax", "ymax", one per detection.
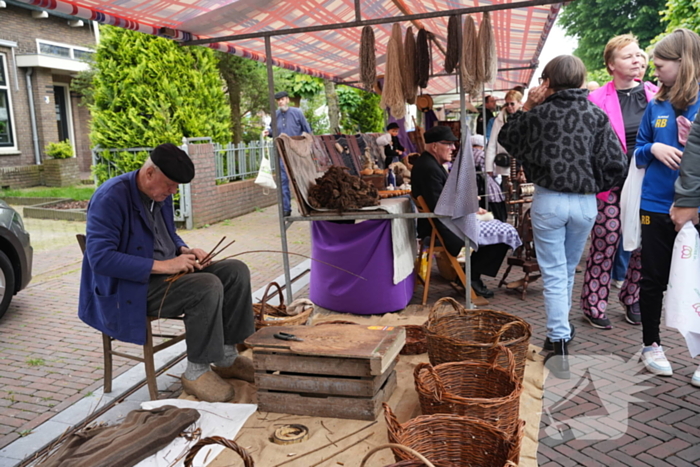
[
  {"xmin": 35, "ymin": 39, "xmax": 94, "ymax": 61},
  {"xmin": 0, "ymin": 53, "xmax": 18, "ymax": 152}
]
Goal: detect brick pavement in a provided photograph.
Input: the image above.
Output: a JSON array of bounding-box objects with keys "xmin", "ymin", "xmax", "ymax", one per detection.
[{"xmin": 3, "ymin": 203, "xmax": 700, "ymax": 465}]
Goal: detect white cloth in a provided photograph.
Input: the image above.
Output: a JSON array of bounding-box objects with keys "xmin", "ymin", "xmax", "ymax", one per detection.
[
  {"xmin": 664, "ymin": 222, "xmax": 700, "ymax": 357},
  {"xmin": 378, "ymin": 197, "xmax": 417, "ymax": 284},
  {"xmin": 136, "ymin": 400, "xmax": 257, "ymax": 467}
]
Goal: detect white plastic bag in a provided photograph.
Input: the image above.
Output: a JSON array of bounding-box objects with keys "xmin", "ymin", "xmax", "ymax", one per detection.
[
  {"xmin": 255, "ymin": 150, "xmax": 277, "ymax": 190},
  {"xmin": 619, "ymin": 154, "xmax": 645, "ymax": 251},
  {"xmin": 664, "ymin": 222, "xmax": 700, "ymax": 357}
]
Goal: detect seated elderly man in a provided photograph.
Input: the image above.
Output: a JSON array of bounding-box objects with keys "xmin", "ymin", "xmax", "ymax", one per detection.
[
  {"xmin": 79, "ymin": 143, "xmax": 255, "ymax": 403},
  {"xmin": 412, "ymin": 126, "xmax": 520, "ymax": 298}
]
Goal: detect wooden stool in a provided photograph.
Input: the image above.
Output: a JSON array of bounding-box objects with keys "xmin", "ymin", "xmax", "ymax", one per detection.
[{"xmin": 77, "ymin": 234, "xmax": 186, "ymax": 400}]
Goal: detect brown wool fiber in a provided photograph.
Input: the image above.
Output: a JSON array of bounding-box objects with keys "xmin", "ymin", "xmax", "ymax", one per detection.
[
  {"xmin": 403, "ymin": 26, "xmax": 418, "ymax": 105},
  {"xmin": 360, "ymin": 26, "xmax": 377, "ymax": 92},
  {"xmin": 460, "ymin": 15, "xmax": 480, "ymax": 95},
  {"xmin": 308, "ymin": 166, "xmax": 380, "ymax": 212},
  {"xmin": 445, "ymin": 14, "xmax": 462, "ymax": 74},
  {"xmin": 380, "ymin": 23, "xmax": 406, "ymax": 119},
  {"xmin": 479, "ymin": 11, "xmax": 498, "ymax": 84},
  {"xmin": 416, "ymin": 28, "xmax": 431, "ymax": 89}
]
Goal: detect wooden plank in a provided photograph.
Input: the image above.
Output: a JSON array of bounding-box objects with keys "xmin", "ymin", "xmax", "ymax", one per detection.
[
  {"xmin": 255, "ymin": 359, "xmax": 397, "ymax": 398},
  {"xmin": 253, "ymin": 351, "xmax": 373, "ymax": 377},
  {"xmin": 246, "ymin": 325, "xmax": 406, "ymax": 376},
  {"xmin": 257, "ymin": 370, "xmax": 398, "ymax": 421}
]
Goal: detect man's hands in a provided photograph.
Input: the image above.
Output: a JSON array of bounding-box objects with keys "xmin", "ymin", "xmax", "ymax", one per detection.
[
  {"xmin": 670, "ymin": 205, "xmax": 699, "ymax": 231},
  {"xmin": 151, "ymin": 246, "xmax": 212, "ymax": 274},
  {"xmin": 651, "ymin": 143, "xmax": 683, "ymax": 170}
]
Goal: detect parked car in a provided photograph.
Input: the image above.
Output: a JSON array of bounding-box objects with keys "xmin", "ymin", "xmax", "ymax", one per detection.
[{"xmin": 0, "ymin": 201, "xmax": 32, "ymax": 320}]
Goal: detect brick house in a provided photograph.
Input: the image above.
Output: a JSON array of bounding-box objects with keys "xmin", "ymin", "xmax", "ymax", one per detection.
[{"xmin": 0, "ymin": 1, "xmax": 97, "ymax": 186}]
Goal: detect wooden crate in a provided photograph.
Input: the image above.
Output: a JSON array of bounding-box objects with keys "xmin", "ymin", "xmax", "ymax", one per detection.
[
  {"xmin": 246, "ymin": 324, "xmax": 405, "ymax": 420},
  {"xmin": 257, "ymin": 370, "xmax": 397, "ymax": 421}
]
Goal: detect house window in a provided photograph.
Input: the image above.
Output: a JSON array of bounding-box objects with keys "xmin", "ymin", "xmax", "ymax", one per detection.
[
  {"xmin": 0, "ymin": 54, "xmax": 14, "ymax": 148},
  {"xmin": 36, "ymin": 40, "xmax": 94, "ymax": 62}
]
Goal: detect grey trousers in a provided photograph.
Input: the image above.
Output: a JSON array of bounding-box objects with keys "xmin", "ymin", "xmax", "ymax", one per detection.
[{"xmin": 146, "ymin": 259, "xmax": 255, "ymax": 364}]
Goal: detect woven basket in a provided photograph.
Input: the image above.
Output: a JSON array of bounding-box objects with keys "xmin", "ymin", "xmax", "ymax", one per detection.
[
  {"xmin": 184, "ymin": 436, "xmax": 254, "ymax": 467},
  {"xmin": 253, "ymin": 282, "xmax": 313, "ymax": 330},
  {"xmin": 360, "ymin": 443, "xmax": 439, "ymax": 467},
  {"xmin": 423, "ymin": 297, "xmax": 532, "ymax": 380},
  {"xmin": 383, "ymin": 403, "xmax": 523, "ymax": 467},
  {"xmin": 414, "ymin": 345, "xmax": 522, "ymax": 433},
  {"xmin": 400, "ymin": 323, "xmax": 428, "ymax": 355}
]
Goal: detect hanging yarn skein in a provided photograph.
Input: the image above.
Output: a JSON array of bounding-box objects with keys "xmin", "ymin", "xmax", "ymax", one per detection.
[
  {"xmin": 460, "ymin": 15, "xmax": 479, "ymax": 95},
  {"xmin": 380, "ymin": 23, "xmax": 406, "ymax": 119},
  {"xmin": 444, "ymin": 14, "xmax": 462, "ymax": 74},
  {"xmin": 359, "ymin": 26, "xmax": 376, "ymax": 92},
  {"xmin": 478, "ymin": 11, "xmax": 498, "ymax": 84},
  {"xmin": 415, "ymin": 28, "xmax": 431, "ymax": 89},
  {"xmin": 402, "ymin": 26, "xmax": 418, "ymax": 105}
]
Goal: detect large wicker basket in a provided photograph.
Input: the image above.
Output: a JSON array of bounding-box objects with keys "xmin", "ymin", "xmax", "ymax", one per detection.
[
  {"xmin": 184, "ymin": 436, "xmax": 254, "ymax": 467},
  {"xmin": 423, "ymin": 297, "xmax": 531, "ymax": 380},
  {"xmin": 400, "ymin": 323, "xmax": 428, "ymax": 355},
  {"xmin": 414, "ymin": 345, "xmax": 522, "ymax": 433},
  {"xmin": 383, "ymin": 403, "xmax": 523, "ymax": 467},
  {"xmin": 253, "ymin": 282, "xmax": 313, "ymax": 330}
]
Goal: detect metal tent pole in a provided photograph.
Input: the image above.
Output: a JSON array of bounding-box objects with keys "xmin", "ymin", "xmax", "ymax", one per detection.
[
  {"xmin": 459, "ymin": 69, "xmax": 472, "ymax": 310},
  {"xmin": 265, "ymin": 36, "xmax": 293, "ymax": 304},
  {"xmin": 482, "ymin": 83, "xmax": 489, "ymax": 213}
]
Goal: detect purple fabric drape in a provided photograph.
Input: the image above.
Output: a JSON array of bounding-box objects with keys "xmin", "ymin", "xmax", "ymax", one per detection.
[
  {"xmin": 423, "ymin": 110, "xmax": 438, "ymax": 130},
  {"xmin": 310, "ymin": 220, "xmax": 414, "ymax": 314}
]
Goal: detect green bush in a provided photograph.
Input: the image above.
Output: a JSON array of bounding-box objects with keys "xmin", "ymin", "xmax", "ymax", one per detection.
[{"xmin": 45, "ymin": 140, "xmax": 73, "ymax": 159}]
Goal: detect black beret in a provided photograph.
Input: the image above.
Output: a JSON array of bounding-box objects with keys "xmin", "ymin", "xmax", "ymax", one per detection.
[
  {"xmin": 150, "ymin": 143, "xmax": 195, "ymax": 184},
  {"xmin": 424, "ymin": 125, "xmax": 458, "ymax": 144},
  {"xmin": 274, "ymin": 91, "xmax": 289, "ymax": 99}
]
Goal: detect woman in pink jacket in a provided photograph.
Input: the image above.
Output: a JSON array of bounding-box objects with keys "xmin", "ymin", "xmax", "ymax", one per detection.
[{"xmin": 580, "ymin": 34, "xmax": 658, "ymax": 330}]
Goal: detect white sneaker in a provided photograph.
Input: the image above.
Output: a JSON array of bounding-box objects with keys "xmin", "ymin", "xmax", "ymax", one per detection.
[
  {"xmin": 612, "ymin": 279, "xmax": 624, "ymax": 289},
  {"xmin": 641, "ymin": 343, "xmax": 673, "ymax": 376},
  {"xmin": 692, "ymin": 365, "xmax": 700, "ymax": 387}
]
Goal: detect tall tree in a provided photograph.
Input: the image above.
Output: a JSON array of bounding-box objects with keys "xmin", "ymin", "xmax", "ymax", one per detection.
[
  {"xmin": 90, "ymin": 26, "xmax": 231, "ymax": 151},
  {"xmin": 558, "ymin": 0, "xmax": 666, "ymax": 72},
  {"xmin": 658, "ymin": 0, "xmax": 700, "ymax": 34},
  {"xmin": 324, "ymin": 80, "xmax": 340, "ymax": 133}
]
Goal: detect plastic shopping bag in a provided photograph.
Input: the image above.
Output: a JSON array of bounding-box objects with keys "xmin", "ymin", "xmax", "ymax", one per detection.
[
  {"xmin": 664, "ymin": 222, "xmax": 700, "ymax": 357},
  {"xmin": 254, "ymin": 151, "xmax": 277, "ymax": 190},
  {"xmin": 619, "ymin": 154, "xmax": 645, "ymax": 251}
]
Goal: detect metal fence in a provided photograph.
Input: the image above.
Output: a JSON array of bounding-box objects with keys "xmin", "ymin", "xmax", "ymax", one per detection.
[{"xmin": 214, "ymin": 140, "xmax": 272, "ymax": 182}]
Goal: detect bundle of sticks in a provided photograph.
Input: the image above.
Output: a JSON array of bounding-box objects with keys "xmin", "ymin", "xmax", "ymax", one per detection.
[{"xmin": 165, "ymin": 236, "xmax": 235, "ymax": 283}]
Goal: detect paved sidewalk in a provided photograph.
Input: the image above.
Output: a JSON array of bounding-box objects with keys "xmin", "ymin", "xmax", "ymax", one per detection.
[{"xmin": 2, "ymin": 203, "xmax": 700, "ymax": 466}]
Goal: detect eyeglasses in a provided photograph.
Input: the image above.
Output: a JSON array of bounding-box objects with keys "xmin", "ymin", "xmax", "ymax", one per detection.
[
  {"xmin": 538, "ymin": 77, "xmax": 546, "ymax": 85},
  {"xmin": 437, "ymin": 141, "xmax": 456, "ymax": 147},
  {"xmin": 505, "ymin": 102, "xmax": 518, "ymax": 107}
]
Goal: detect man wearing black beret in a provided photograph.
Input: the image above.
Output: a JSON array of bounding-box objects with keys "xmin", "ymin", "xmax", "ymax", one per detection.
[
  {"xmin": 79, "ymin": 143, "xmax": 255, "ymax": 403},
  {"xmin": 411, "ymin": 126, "xmax": 511, "ymax": 298}
]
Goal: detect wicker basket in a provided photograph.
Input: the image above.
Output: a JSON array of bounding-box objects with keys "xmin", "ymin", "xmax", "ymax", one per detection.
[
  {"xmin": 423, "ymin": 297, "xmax": 531, "ymax": 380},
  {"xmin": 184, "ymin": 436, "xmax": 254, "ymax": 467},
  {"xmin": 360, "ymin": 443, "xmax": 440, "ymax": 467},
  {"xmin": 383, "ymin": 403, "xmax": 523, "ymax": 467},
  {"xmin": 414, "ymin": 345, "xmax": 522, "ymax": 433},
  {"xmin": 253, "ymin": 282, "xmax": 313, "ymax": 330},
  {"xmin": 400, "ymin": 323, "xmax": 428, "ymax": 355}
]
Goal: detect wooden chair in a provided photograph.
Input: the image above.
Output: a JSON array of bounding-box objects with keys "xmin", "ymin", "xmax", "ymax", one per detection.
[
  {"xmin": 76, "ymin": 234, "xmax": 186, "ymax": 400},
  {"xmin": 413, "ymin": 196, "xmax": 488, "ymax": 306},
  {"xmin": 497, "ymin": 208, "xmax": 541, "ymax": 299}
]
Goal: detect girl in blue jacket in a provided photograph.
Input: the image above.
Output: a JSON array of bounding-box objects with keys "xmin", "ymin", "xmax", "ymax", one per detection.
[{"xmin": 634, "ymin": 28, "xmax": 700, "ymax": 381}]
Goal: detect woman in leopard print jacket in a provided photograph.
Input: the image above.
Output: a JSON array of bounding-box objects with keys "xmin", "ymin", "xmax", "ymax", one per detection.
[{"xmin": 498, "ymin": 55, "xmax": 627, "ymax": 379}]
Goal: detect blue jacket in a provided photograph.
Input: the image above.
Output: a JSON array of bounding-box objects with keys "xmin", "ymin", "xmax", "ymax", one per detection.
[
  {"xmin": 275, "ymin": 106, "xmax": 312, "ymax": 137},
  {"xmin": 78, "ymin": 170, "xmax": 187, "ymax": 345},
  {"xmin": 634, "ymin": 92, "xmax": 700, "ymax": 214}
]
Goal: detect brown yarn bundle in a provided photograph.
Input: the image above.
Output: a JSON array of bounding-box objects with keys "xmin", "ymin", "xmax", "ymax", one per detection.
[
  {"xmin": 308, "ymin": 166, "xmax": 380, "ymax": 212},
  {"xmin": 415, "ymin": 28, "xmax": 430, "ymax": 89},
  {"xmin": 444, "ymin": 15, "xmax": 462, "ymax": 74},
  {"xmin": 478, "ymin": 11, "xmax": 498, "ymax": 84},
  {"xmin": 380, "ymin": 23, "xmax": 406, "ymax": 119},
  {"xmin": 360, "ymin": 26, "xmax": 376, "ymax": 92},
  {"xmin": 402, "ymin": 26, "xmax": 418, "ymax": 105},
  {"xmin": 460, "ymin": 15, "xmax": 479, "ymax": 95}
]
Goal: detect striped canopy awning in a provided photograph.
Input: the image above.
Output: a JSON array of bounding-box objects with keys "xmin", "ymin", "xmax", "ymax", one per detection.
[{"xmin": 17, "ymin": 0, "xmax": 562, "ymax": 95}]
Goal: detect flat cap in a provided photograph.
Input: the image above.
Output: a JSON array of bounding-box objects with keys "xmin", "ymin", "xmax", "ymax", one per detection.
[
  {"xmin": 274, "ymin": 91, "xmax": 289, "ymax": 100},
  {"xmin": 150, "ymin": 143, "xmax": 195, "ymax": 184},
  {"xmin": 424, "ymin": 125, "xmax": 458, "ymax": 144}
]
